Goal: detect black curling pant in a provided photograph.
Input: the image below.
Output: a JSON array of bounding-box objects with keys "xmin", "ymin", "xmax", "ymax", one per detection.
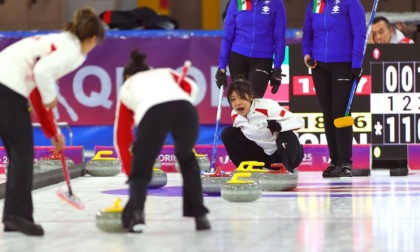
[
  {"xmin": 221, "ymin": 126, "xmax": 303, "ymax": 172},
  {"xmin": 122, "ymin": 101, "xmax": 209, "ymax": 227},
  {"xmin": 228, "ymin": 51, "xmax": 273, "ymax": 98},
  {"xmin": 311, "ymin": 62, "xmax": 353, "ymax": 165},
  {"xmin": 0, "ymin": 84, "xmax": 35, "ymax": 222}
]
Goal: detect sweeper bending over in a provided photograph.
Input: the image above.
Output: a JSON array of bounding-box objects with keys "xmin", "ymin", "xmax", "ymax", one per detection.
[
  {"xmin": 221, "ymin": 75, "xmax": 304, "ymax": 173},
  {"xmin": 114, "ymin": 50, "xmax": 210, "ymax": 233},
  {"xmin": 0, "ymin": 8, "xmax": 104, "ymax": 236}
]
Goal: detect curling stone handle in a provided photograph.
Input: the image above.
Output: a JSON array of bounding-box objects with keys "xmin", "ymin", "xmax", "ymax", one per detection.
[
  {"xmin": 92, "ymin": 150, "xmax": 115, "ymax": 160},
  {"xmin": 103, "ymin": 198, "xmax": 123, "ymax": 212},
  {"xmin": 227, "ymin": 172, "xmax": 254, "ymax": 184},
  {"xmin": 192, "ymin": 148, "xmax": 206, "ymax": 157},
  {"xmin": 271, "ymin": 163, "xmax": 287, "ymax": 171},
  {"xmin": 236, "ymin": 161, "xmax": 265, "ymax": 171}
]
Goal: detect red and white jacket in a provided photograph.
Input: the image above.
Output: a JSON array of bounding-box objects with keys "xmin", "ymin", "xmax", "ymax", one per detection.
[
  {"xmin": 0, "ymin": 31, "xmax": 87, "ymax": 137},
  {"xmin": 114, "ymin": 68, "xmax": 198, "ymax": 175},
  {"xmin": 232, "ymin": 98, "xmax": 304, "ymax": 155},
  {"xmin": 391, "ymin": 29, "xmax": 414, "ymax": 44}
]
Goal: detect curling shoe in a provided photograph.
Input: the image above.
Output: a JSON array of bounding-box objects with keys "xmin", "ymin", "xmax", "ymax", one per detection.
[
  {"xmin": 3, "ymin": 215, "xmax": 44, "ymax": 236},
  {"xmin": 127, "ymin": 210, "xmax": 145, "ymax": 233},
  {"xmin": 195, "ymin": 216, "xmax": 211, "ymax": 231},
  {"xmin": 340, "ymin": 163, "xmax": 353, "ymax": 177},
  {"xmin": 322, "ymin": 164, "xmax": 341, "ymax": 178}
]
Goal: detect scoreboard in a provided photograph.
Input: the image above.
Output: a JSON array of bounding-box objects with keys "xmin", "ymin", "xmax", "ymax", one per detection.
[
  {"xmin": 369, "ymin": 45, "xmax": 420, "ymax": 167},
  {"xmin": 289, "ymin": 44, "xmax": 420, "ymax": 168}
]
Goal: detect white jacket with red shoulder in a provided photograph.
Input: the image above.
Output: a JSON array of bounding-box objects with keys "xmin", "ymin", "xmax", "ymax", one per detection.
[
  {"xmin": 114, "ymin": 68, "xmax": 198, "ymax": 174},
  {"xmin": 0, "ymin": 31, "xmax": 86, "ymax": 138},
  {"xmin": 0, "ymin": 31, "xmax": 86, "ymax": 105},
  {"xmin": 231, "ymin": 98, "xmax": 304, "ymax": 155}
]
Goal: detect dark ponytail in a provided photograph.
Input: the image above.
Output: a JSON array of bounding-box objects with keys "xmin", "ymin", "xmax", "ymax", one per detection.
[{"xmin": 123, "ymin": 50, "xmax": 150, "ymax": 80}]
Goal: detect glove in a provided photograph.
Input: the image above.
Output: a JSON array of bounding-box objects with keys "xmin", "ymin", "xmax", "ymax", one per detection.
[
  {"xmin": 270, "ymin": 68, "xmax": 286, "ymax": 94},
  {"xmin": 215, "ymin": 68, "xmax": 227, "ymax": 89},
  {"xmin": 267, "ymin": 120, "xmax": 282, "ymax": 133},
  {"xmin": 350, "ymin": 68, "xmax": 362, "ymax": 84}
]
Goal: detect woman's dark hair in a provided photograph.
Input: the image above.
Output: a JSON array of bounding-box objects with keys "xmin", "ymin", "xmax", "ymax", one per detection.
[
  {"xmin": 226, "ymin": 74, "xmax": 255, "ymax": 106},
  {"xmin": 65, "ymin": 8, "xmax": 105, "ymax": 43},
  {"xmin": 123, "ymin": 49, "xmax": 150, "ymax": 80}
]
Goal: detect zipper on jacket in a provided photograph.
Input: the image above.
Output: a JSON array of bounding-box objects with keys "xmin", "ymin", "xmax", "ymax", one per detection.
[
  {"xmin": 323, "ymin": 0, "xmax": 328, "ymax": 62},
  {"xmin": 250, "ymin": 0, "xmax": 257, "ymax": 56}
]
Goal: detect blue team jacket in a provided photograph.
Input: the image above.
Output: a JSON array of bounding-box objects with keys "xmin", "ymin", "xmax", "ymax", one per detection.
[
  {"xmin": 218, "ymin": 0, "xmax": 286, "ymax": 69},
  {"xmin": 302, "ymin": 0, "xmax": 366, "ymax": 68}
]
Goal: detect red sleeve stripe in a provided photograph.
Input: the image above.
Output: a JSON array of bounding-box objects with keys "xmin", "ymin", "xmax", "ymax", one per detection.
[
  {"xmin": 280, "ymin": 110, "xmax": 286, "ymax": 117},
  {"xmin": 29, "ymin": 88, "xmax": 57, "ymax": 138},
  {"xmin": 255, "ymin": 108, "xmax": 268, "ymax": 117},
  {"xmin": 232, "ymin": 114, "xmax": 238, "ymax": 121},
  {"xmin": 114, "ymin": 102, "xmax": 135, "ymax": 175}
]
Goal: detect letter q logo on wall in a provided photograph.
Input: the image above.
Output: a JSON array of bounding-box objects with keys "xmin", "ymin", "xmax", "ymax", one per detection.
[{"xmin": 73, "ymin": 65, "xmax": 113, "ymax": 109}]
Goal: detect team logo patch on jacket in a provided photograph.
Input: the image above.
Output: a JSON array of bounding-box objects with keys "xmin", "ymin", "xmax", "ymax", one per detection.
[
  {"xmin": 313, "ymin": 0, "xmax": 325, "ymax": 14},
  {"xmin": 262, "ymin": 5, "xmax": 270, "ymax": 15}
]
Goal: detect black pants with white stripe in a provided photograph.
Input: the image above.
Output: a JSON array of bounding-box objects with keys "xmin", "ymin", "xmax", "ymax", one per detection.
[
  {"xmin": 228, "ymin": 51, "xmax": 273, "ymax": 98},
  {"xmin": 123, "ymin": 101, "xmax": 209, "ymax": 227},
  {"xmin": 0, "ymin": 83, "xmax": 35, "ymax": 222},
  {"xmin": 221, "ymin": 126, "xmax": 303, "ymax": 172}
]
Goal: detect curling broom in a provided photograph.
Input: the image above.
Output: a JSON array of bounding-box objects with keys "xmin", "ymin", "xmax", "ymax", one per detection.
[{"xmin": 334, "ymin": 0, "xmax": 380, "ymax": 128}]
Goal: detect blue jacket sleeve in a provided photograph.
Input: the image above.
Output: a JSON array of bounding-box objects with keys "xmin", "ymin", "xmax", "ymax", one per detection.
[
  {"xmin": 273, "ymin": 1, "xmax": 286, "ymax": 68},
  {"xmin": 349, "ymin": 0, "xmax": 367, "ymax": 68},
  {"xmin": 218, "ymin": 0, "xmax": 237, "ymax": 69},
  {"xmin": 302, "ymin": 1, "xmax": 314, "ymax": 57}
]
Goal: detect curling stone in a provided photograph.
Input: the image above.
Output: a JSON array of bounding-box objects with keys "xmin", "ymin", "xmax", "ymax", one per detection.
[
  {"xmin": 230, "ymin": 161, "xmax": 268, "ymax": 183},
  {"xmin": 258, "ymin": 163, "xmax": 298, "ymax": 191},
  {"xmin": 38, "ymin": 150, "xmax": 74, "ymax": 172},
  {"xmin": 221, "ymin": 173, "xmax": 262, "ymax": 202},
  {"xmin": 6, "ymin": 161, "xmax": 41, "ymax": 175},
  {"xmin": 86, "ymin": 150, "xmax": 121, "ymax": 177},
  {"xmin": 390, "ymin": 167, "xmax": 409, "ymax": 176},
  {"xmin": 201, "ymin": 166, "xmax": 231, "ymax": 195},
  {"xmin": 153, "ymin": 159, "xmax": 161, "ymax": 170},
  {"xmin": 96, "ymin": 198, "xmax": 125, "ymax": 233},
  {"xmin": 148, "ymin": 162, "xmax": 167, "ymax": 189},
  {"xmin": 33, "ymin": 160, "xmax": 41, "ymax": 174},
  {"xmin": 175, "ymin": 149, "xmax": 210, "ymax": 173}
]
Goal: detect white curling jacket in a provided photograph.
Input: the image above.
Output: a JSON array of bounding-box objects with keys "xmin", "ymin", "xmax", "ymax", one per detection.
[
  {"xmin": 114, "ymin": 68, "xmax": 198, "ymax": 174},
  {"xmin": 0, "ymin": 31, "xmax": 86, "ymax": 105},
  {"xmin": 231, "ymin": 98, "xmax": 304, "ymax": 155}
]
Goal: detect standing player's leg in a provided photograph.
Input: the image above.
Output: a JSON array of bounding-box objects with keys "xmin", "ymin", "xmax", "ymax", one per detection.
[
  {"xmin": 170, "ymin": 101, "xmax": 210, "ymax": 230},
  {"xmin": 123, "ymin": 105, "xmax": 169, "ymax": 232},
  {"xmin": 248, "ymin": 58, "xmax": 273, "ymax": 98}
]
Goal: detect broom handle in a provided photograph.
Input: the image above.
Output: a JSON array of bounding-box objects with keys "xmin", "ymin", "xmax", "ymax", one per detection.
[
  {"xmin": 344, "ymin": 0, "xmax": 380, "ymax": 116},
  {"xmin": 59, "ymin": 150, "xmax": 73, "ymax": 195},
  {"xmin": 210, "ymin": 85, "xmax": 224, "ymax": 173},
  {"xmin": 178, "ymin": 60, "xmax": 191, "ymax": 84},
  {"xmin": 48, "ymin": 109, "xmax": 73, "ymax": 195}
]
